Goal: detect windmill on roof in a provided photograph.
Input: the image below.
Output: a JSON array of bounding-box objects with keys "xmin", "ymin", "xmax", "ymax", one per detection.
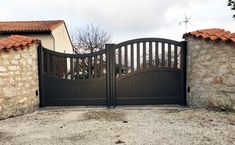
[{"xmin": 179, "ymin": 13, "xmax": 193, "ymax": 33}]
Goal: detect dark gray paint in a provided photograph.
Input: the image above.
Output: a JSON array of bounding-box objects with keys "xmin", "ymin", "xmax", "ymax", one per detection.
[{"xmin": 38, "ymin": 38, "xmax": 187, "ymax": 107}]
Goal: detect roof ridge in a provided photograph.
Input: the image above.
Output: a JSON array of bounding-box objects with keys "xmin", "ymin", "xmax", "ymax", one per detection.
[
  {"xmin": 0, "ymin": 20, "xmax": 65, "ymax": 32},
  {"xmin": 0, "ymin": 20, "xmax": 64, "ymax": 23},
  {"xmin": 0, "ymin": 35, "xmax": 40, "ymax": 51},
  {"xmin": 183, "ymin": 28, "xmax": 235, "ymax": 44}
]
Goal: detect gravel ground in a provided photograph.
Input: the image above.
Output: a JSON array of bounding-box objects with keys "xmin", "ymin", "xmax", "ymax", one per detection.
[{"xmin": 0, "ymin": 106, "xmax": 235, "ymax": 145}]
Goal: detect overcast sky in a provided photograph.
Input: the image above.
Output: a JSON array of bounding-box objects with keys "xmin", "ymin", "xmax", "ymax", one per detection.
[{"xmin": 1, "ymin": 0, "xmax": 234, "ymax": 43}]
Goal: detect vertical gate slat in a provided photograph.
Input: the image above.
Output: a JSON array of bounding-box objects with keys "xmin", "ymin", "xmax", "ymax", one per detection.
[
  {"xmin": 168, "ymin": 44, "xmax": 171, "ymax": 68},
  {"xmin": 52, "ymin": 55, "xmax": 56, "ymax": 76},
  {"xmin": 50, "ymin": 55, "xmax": 53, "ymax": 75},
  {"xmin": 155, "ymin": 42, "xmax": 159, "ymax": 67},
  {"xmin": 58, "ymin": 57, "xmax": 62, "ymax": 77},
  {"xmin": 46, "ymin": 53, "xmax": 50, "ymax": 73},
  {"xmin": 149, "ymin": 42, "xmax": 152, "ymax": 68},
  {"xmin": 53, "ymin": 55, "xmax": 57, "ymax": 76},
  {"xmin": 70, "ymin": 57, "xmax": 74, "ymax": 80},
  {"xmin": 161, "ymin": 43, "xmax": 165, "ymax": 66},
  {"xmin": 118, "ymin": 48, "xmax": 122, "ymax": 76},
  {"xmin": 94, "ymin": 56, "xmax": 97, "ymax": 78},
  {"xmin": 131, "ymin": 44, "xmax": 134, "ymax": 72},
  {"xmin": 63, "ymin": 57, "xmax": 66, "ymax": 78},
  {"xmin": 100, "ymin": 54, "xmax": 103, "ymax": 77},
  {"xmin": 64, "ymin": 57, "xmax": 68, "ymax": 79},
  {"xmin": 124, "ymin": 45, "xmax": 128, "ymax": 74},
  {"xmin": 143, "ymin": 42, "xmax": 146, "ymax": 69},
  {"xmin": 88, "ymin": 57, "xmax": 92, "ymax": 78},
  {"xmin": 137, "ymin": 43, "xmax": 140, "ymax": 70},
  {"xmin": 82, "ymin": 58, "xmax": 85, "ymax": 80},
  {"xmin": 174, "ymin": 45, "xmax": 178, "ymax": 68},
  {"xmin": 56, "ymin": 56, "xmax": 59, "ymax": 76},
  {"xmin": 76, "ymin": 58, "xmax": 80, "ymax": 79}
]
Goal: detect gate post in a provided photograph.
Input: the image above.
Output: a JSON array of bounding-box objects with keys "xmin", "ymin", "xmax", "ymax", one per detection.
[
  {"xmin": 180, "ymin": 41, "xmax": 187, "ymax": 105},
  {"xmin": 106, "ymin": 44, "xmax": 116, "ymax": 108},
  {"xmin": 37, "ymin": 44, "xmax": 45, "ymax": 107}
]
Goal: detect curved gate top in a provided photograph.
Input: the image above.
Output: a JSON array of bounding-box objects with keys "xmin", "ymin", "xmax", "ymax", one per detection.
[{"xmin": 38, "ymin": 37, "xmax": 187, "ymax": 107}]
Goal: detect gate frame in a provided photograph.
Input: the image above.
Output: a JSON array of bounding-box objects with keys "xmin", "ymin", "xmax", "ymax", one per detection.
[
  {"xmin": 105, "ymin": 39, "xmax": 187, "ymax": 107},
  {"xmin": 38, "ymin": 38, "xmax": 187, "ymax": 108},
  {"xmin": 106, "ymin": 44, "xmax": 116, "ymax": 108},
  {"xmin": 37, "ymin": 44, "xmax": 45, "ymax": 107},
  {"xmin": 180, "ymin": 41, "xmax": 187, "ymax": 105}
]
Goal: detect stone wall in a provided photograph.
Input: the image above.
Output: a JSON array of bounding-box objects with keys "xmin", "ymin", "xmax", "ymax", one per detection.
[
  {"xmin": 186, "ymin": 38, "xmax": 235, "ymax": 111},
  {"xmin": 0, "ymin": 44, "xmax": 39, "ymax": 119}
]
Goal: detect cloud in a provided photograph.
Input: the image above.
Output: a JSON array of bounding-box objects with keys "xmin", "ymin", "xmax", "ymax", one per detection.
[
  {"xmin": 0, "ymin": 9, "xmax": 12, "ymax": 20},
  {"xmin": 1, "ymin": 0, "xmax": 234, "ymax": 42}
]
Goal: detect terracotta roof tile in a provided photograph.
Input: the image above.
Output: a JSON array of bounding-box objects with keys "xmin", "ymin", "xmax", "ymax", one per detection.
[
  {"xmin": 183, "ymin": 28, "xmax": 235, "ymax": 43},
  {"xmin": 0, "ymin": 20, "xmax": 64, "ymax": 33},
  {"xmin": 0, "ymin": 35, "xmax": 40, "ymax": 51}
]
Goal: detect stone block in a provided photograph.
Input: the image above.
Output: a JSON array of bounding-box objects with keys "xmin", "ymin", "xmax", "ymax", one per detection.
[
  {"xmin": 1, "ymin": 53, "xmax": 10, "ymax": 59},
  {"xmin": 0, "ymin": 98, "xmax": 3, "ymax": 103},
  {"xmin": 11, "ymin": 60, "xmax": 18, "ymax": 65},
  {"xmin": 8, "ymin": 66, "xmax": 18, "ymax": 71},
  {"xmin": 0, "ymin": 66, "xmax": 7, "ymax": 72},
  {"xmin": 225, "ymin": 77, "xmax": 235, "ymax": 85},
  {"xmin": 19, "ymin": 97, "xmax": 27, "ymax": 103},
  {"xmin": 231, "ymin": 63, "xmax": 235, "ymax": 69},
  {"xmin": 9, "ymin": 78, "xmax": 16, "ymax": 86},
  {"xmin": 232, "ymin": 105, "xmax": 235, "ymax": 111},
  {"xmin": 0, "ymin": 78, "xmax": 4, "ymax": 86},
  {"xmin": 2, "ymin": 87, "xmax": 16, "ymax": 97},
  {"xmin": 212, "ymin": 76, "xmax": 224, "ymax": 84},
  {"xmin": 2, "ymin": 60, "xmax": 9, "ymax": 65},
  {"xmin": 217, "ymin": 64, "xmax": 231, "ymax": 74},
  {"xmin": 15, "ymin": 71, "xmax": 21, "ymax": 75},
  {"xmin": 15, "ymin": 76, "xmax": 22, "ymax": 81},
  {"xmin": 27, "ymin": 58, "xmax": 32, "ymax": 64},
  {"xmin": 14, "ymin": 54, "xmax": 21, "ymax": 59},
  {"xmin": 193, "ymin": 44, "xmax": 200, "ymax": 49},
  {"xmin": 20, "ymin": 59, "xmax": 26, "ymax": 65},
  {"xmin": 0, "ymin": 73, "xmax": 9, "ymax": 76},
  {"xmin": 219, "ymin": 87, "xmax": 235, "ymax": 93}
]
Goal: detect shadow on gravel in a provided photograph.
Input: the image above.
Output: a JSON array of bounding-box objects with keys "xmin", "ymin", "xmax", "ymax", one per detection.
[
  {"xmin": 161, "ymin": 109, "xmax": 186, "ymax": 114},
  {"xmin": 0, "ymin": 131, "xmax": 15, "ymax": 141},
  {"xmin": 82, "ymin": 110, "xmax": 126, "ymax": 121}
]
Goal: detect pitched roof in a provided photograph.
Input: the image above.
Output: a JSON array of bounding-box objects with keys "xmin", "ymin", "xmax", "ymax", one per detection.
[
  {"xmin": 183, "ymin": 28, "xmax": 235, "ymax": 43},
  {"xmin": 0, "ymin": 35, "xmax": 40, "ymax": 51},
  {"xmin": 0, "ymin": 20, "xmax": 64, "ymax": 33}
]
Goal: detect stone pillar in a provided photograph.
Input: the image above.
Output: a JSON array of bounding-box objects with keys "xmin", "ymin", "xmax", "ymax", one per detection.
[
  {"xmin": 0, "ymin": 44, "xmax": 39, "ymax": 119},
  {"xmin": 186, "ymin": 38, "xmax": 235, "ymax": 111}
]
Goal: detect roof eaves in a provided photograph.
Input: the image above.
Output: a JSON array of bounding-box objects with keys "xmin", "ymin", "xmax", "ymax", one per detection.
[{"xmin": 49, "ymin": 20, "xmax": 64, "ymax": 31}]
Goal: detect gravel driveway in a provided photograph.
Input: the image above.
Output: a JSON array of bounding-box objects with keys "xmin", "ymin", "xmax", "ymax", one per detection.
[{"xmin": 0, "ymin": 106, "xmax": 234, "ymax": 145}]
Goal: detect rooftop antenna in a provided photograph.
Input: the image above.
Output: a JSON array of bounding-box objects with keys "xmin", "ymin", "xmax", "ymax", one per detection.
[{"xmin": 179, "ymin": 13, "xmax": 193, "ymax": 33}]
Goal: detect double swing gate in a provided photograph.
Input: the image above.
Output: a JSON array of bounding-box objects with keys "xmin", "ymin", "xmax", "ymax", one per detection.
[{"xmin": 38, "ymin": 38, "xmax": 187, "ymax": 107}]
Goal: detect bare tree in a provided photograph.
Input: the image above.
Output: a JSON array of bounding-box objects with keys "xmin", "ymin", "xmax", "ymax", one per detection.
[
  {"xmin": 71, "ymin": 24, "xmax": 111, "ymax": 54},
  {"xmin": 228, "ymin": 0, "xmax": 235, "ymax": 18}
]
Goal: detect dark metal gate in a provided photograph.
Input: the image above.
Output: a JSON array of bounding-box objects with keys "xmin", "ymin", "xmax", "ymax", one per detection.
[{"xmin": 38, "ymin": 38, "xmax": 187, "ymax": 107}]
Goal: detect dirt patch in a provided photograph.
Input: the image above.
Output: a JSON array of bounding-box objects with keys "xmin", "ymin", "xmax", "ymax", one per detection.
[
  {"xmin": 58, "ymin": 134, "xmax": 86, "ymax": 141},
  {"xmin": 0, "ymin": 131, "xmax": 15, "ymax": 141},
  {"xmin": 0, "ymin": 132, "xmax": 5, "ymax": 139},
  {"xmin": 161, "ymin": 108, "xmax": 186, "ymax": 114},
  {"xmin": 82, "ymin": 110, "xmax": 126, "ymax": 121}
]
